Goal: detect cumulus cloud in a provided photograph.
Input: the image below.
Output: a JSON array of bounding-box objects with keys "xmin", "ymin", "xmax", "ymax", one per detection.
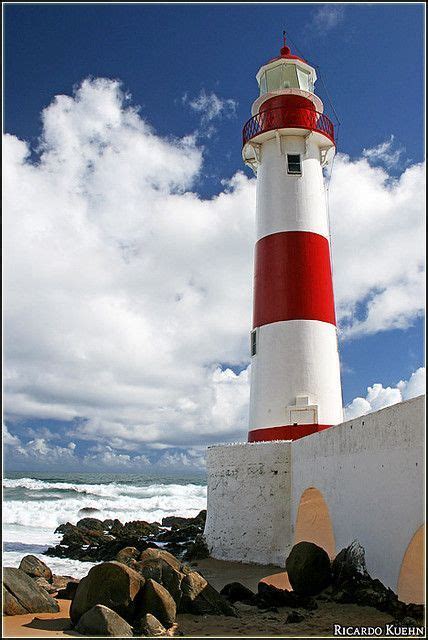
[
  {"xmin": 184, "ymin": 89, "xmax": 237, "ymax": 123},
  {"xmin": 329, "ymin": 154, "xmax": 425, "ymax": 337},
  {"xmin": 363, "ymin": 135, "xmax": 405, "ymax": 169},
  {"xmin": 344, "ymin": 367, "xmax": 425, "ymax": 420},
  {"xmin": 3, "ymin": 77, "xmax": 425, "ymax": 460}
]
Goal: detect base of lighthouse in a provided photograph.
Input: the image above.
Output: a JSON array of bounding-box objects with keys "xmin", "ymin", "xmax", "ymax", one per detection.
[{"xmin": 204, "ymin": 396, "xmax": 425, "ymax": 602}]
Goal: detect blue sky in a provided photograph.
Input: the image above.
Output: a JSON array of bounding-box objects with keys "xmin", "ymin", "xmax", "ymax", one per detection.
[{"xmin": 3, "ymin": 3, "xmax": 425, "ymax": 473}]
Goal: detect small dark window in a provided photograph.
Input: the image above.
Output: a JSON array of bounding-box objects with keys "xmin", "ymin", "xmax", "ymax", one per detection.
[
  {"xmin": 287, "ymin": 154, "xmax": 301, "ymax": 175},
  {"xmin": 250, "ymin": 330, "xmax": 257, "ymax": 356}
]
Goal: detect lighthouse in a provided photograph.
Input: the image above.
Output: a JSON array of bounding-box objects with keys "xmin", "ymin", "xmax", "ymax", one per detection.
[{"xmin": 243, "ymin": 36, "xmax": 343, "ymax": 443}]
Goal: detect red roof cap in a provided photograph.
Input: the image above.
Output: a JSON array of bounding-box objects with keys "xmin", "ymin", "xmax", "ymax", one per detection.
[{"xmin": 266, "ymin": 33, "xmax": 307, "ymax": 65}]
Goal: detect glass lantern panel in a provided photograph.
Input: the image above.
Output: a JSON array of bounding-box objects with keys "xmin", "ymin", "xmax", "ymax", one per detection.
[
  {"xmin": 296, "ymin": 68, "xmax": 311, "ymax": 91},
  {"xmin": 266, "ymin": 65, "xmax": 283, "ymax": 91},
  {"xmin": 283, "ymin": 65, "xmax": 299, "ymax": 89},
  {"xmin": 259, "ymin": 72, "xmax": 267, "ymax": 95}
]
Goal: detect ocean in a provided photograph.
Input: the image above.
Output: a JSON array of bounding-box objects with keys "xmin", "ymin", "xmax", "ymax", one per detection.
[{"xmin": 3, "ymin": 471, "xmax": 207, "ymax": 578}]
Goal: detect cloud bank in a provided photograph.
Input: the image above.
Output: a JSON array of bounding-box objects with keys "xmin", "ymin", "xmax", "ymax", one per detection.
[{"xmin": 3, "ymin": 78, "xmax": 425, "ymax": 464}]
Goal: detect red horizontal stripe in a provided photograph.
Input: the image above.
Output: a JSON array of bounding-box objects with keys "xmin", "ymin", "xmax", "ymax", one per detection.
[
  {"xmin": 248, "ymin": 424, "xmax": 331, "ymax": 442},
  {"xmin": 253, "ymin": 231, "xmax": 336, "ymax": 328}
]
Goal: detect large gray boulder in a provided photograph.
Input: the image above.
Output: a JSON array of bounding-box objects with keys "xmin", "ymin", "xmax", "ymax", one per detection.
[
  {"xmin": 19, "ymin": 555, "xmax": 53, "ymax": 581},
  {"xmin": 286, "ymin": 542, "xmax": 332, "ymax": 595},
  {"xmin": 3, "ymin": 567, "xmax": 59, "ymax": 615},
  {"xmin": 74, "ymin": 604, "xmax": 133, "ymax": 637},
  {"xmin": 70, "ymin": 561, "xmax": 145, "ymax": 624},
  {"xmin": 139, "ymin": 578, "xmax": 176, "ymax": 628}
]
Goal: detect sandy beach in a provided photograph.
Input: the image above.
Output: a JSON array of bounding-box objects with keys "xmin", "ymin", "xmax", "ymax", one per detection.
[{"xmin": 3, "ymin": 558, "xmax": 397, "ymax": 638}]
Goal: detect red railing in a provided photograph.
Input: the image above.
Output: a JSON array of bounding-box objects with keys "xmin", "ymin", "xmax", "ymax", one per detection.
[{"xmin": 242, "ymin": 106, "xmax": 335, "ymax": 146}]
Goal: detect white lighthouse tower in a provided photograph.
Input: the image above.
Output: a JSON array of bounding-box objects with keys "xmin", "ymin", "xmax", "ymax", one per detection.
[{"xmin": 243, "ymin": 36, "xmax": 343, "ymax": 442}]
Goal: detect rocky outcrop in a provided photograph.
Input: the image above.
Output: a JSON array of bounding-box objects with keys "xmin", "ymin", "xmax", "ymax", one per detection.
[
  {"xmin": 257, "ymin": 582, "xmax": 318, "ymax": 610},
  {"xmin": 19, "ymin": 555, "xmax": 53, "ymax": 582},
  {"xmin": 70, "ymin": 561, "xmax": 145, "ymax": 624},
  {"xmin": 3, "ymin": 567, "xmax": 59, "ymax": 615},
  {"xmin": 332, "ymin": 540, "xmax": 368, "ymax": 585},
  {"xmin": 74, "ymin": 604, "xmax": 133, "ymax": 637},
  {"xmin": 115, "ymin": 546, "xmax": 140, "ymax": 567},
  {"xmin": 48, "ymin": 510, "xmax": 207, "ymax": 563},
  {"xmin": 286, "ymin": 542, "xmax": 332, "ymax": 595},
  {"xmin": 179, "ymin": 566, "xmax": 237, "ymax": 616}
]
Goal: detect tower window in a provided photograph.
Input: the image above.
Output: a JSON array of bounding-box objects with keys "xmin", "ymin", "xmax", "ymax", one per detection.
[
  {"xmin": 287, "ymin": 154, "xmax": 302, "ymax": 175},
  {"xmin": 250, "ymin": 330, "xmax": 257, "ymax": 357}
]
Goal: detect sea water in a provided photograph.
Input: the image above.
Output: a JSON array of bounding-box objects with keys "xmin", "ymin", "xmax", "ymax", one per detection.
[{"xmin": 3, "ymin": 472, "xmax": 207, "ymax": 578}]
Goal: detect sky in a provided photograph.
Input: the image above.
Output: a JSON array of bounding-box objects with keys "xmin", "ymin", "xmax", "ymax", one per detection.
[{"xmin": 3, "ymin": 3, "xmax": 425, "ymax": 474}]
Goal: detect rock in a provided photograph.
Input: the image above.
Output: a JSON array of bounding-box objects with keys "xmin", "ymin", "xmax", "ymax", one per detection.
[
  {"xmin": 158, "ymin": 524, "xmax": 201, "ymax": 544},
  {"xmin": 116, "ymin": 520, "xmax": 160, "ymax": 539},
  {"xmin": 3, "ymin": 567, "xmax": 59, "ymax": 615},
  {"xmin": 287, "ymin": 610, "xmax": 305, "ymax": 623},
  {"xmin": 286, "ymin": 542, "xmax": 332, "ymax": 595},
  {"xmin": 74, "ymin": 604, "xmax": 133, "ymax": 637},
  {"xmin": 138, "ymin": 612, "xmax": 167, "ymax": 636},
  {"xmin": 56, "ymin": 580, "xmax": 79, "ymax": 600},
  {"xmin": 135, "ymin": 548, "xmax": 183, "ymax": 607},
  {"xmin": 161, "ymin": 510, "xmax": 206, "ymax": 529},
  {"xmin": 220, "ymin": 582, "xmax": 256, "ymax": 604},
  {"xmin": 179, "ymin": 569, "xmax": 237, "ymax": 616},
  {"xmin": 140, "ymin": 578, "xmax": 176, "ymax": 628},
  {"xmin": 54, "ymin": 522, "xmax": 75, "ymax": 535},
  {"xmin": 257, "ymin": 582, "xmax": 318, "ymax": 610},
  {"xmin": 18, "ymin": 555, "xmax": 53, "ymax": 581},
  {"xmin": 332, "ymin": 540, "xmax": 368, "ymax": 586},
  {"xmin": 78, "ymin": 507, "xmax": 101, "ymax": 516},
  {"xmin": 76, "ymin": 517, "xmax": 105, "ymax": 531},
  {"xmin": 35, "ymin": 577, "xmax": 57, "ymax": 594},
  {"xmin": 51, "ymin": 575, "xmax": 77, "ymax": 591},
  {"xmin": 70, "ymin": 561, "xmax": 145, "ymax": 624},
  {"xmin": 115, "ymin": 546, "xmax": 140, "ymax": 567},
  {"xmin": 184, "ymin": 534, "xmax": 210, "ymax": 561}
]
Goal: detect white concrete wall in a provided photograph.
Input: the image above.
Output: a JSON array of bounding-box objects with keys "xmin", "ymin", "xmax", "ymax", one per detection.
[
  {"xmin": 291, "ymin": 395, "xmax": 425, "ymax": 593},
  {"xmin": 204, "ymin": 441, "xmax": 293, "ymax": 566},
  {"xmin": 205, "ymin": 396, "xmax": 425, "ymax": 593}
]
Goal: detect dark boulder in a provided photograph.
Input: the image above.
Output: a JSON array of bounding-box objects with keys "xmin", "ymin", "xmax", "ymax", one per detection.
[
  {"xmin": 257, "ymin": 581, "xmax": 318, "ymax": 610},
  {"xmin": 184, "ymin": 534, "xmax": 210, "ymax": 561},
  {"xmin": 139, "ymin": 578, "xmax": 176, "ymax": 628},
  {"xmin": 19, "ymin": 555, "xmax": 53, "ymax": 582},
  {"xmin": 74, "ymin": 604, "xmax": 133, "ymax": 637},
  {"xmin": 76, "ymin": 517, "xmax": 105, "ymax": 531},
  {"xmin": 287, "ymin": 610, "xmax": 306, "ymax": 623},
  {"xmin": 286, "ymin": 542, "xmax": 332, "ymax": 595},
  {"xmin": 220, "ymin": 582, "xmax": 256, "ymax": 605},
  {"xmin": 332, "ymin": 540, "xmax": 368, "ymax": 586},
  {"xmin": 3, "ymin": 567, "xmax": 59, "ymax": 615},
  {"xmin": 56, "ymin": 580, "xmax": 79, "ymax": 600},
  {"xmin": 70, "ymin": 561, "xmax": 145, "ymax": 624}
]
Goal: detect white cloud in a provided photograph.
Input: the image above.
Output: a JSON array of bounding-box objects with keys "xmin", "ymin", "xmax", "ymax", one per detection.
[
  {"xmin": 309, "ymin": 5, "xmax": 345, "ymax": 34},
  {"xmin": 344, "ymin": 367, "xmax": 425, "ymax": 420},
  {"xmin": 363, "ymin": 135, "xmax": 405, "ymax": 169},
  {"xmin": 184, "ymin": 89, "xmax": 237, "ymax": 123},
  {"xmin": 3, "ymin": 77, "xmax": 425, "ymax": 456},
  {"xmin": 329, "ymin": 155, "xmax": 425, "ymax": 337}
]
